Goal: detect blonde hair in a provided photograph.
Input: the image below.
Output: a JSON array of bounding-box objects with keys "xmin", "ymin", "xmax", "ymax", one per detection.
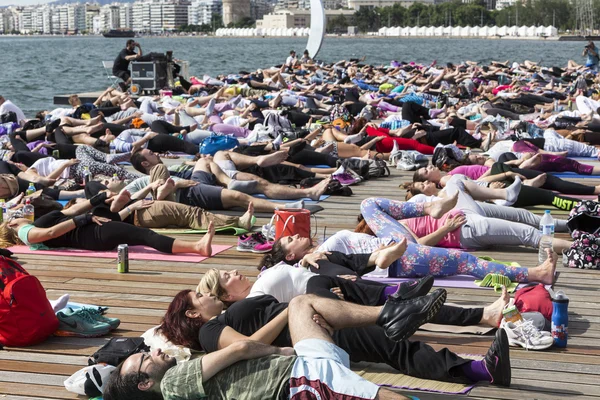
[
  {"xmin": 68, "ymin": 95, "xmax": 80, "ymax": 107},
  {"xmin": 197, "ymin": 268, "xmax": 227, "ymax": 300},
  {"xmin": 0, "ymin": 222, "xmax": 22, "ymax": 249}
]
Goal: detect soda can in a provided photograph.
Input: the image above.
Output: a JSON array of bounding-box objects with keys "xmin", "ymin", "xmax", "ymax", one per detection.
[
  {"xmin": 117, "ymin": 244, "xmax": 129, "ymax": 273},
  {"xmin": 52, "ymin": 150, "xmax": 60, "ymax": 158}
]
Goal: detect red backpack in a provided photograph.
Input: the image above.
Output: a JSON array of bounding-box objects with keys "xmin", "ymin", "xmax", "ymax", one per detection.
[{"xmin": 0, "ymin": 257, "xmax": 58, "ymax": 347}]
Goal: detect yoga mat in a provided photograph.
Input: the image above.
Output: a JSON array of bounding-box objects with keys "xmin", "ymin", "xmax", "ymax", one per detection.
[
  {"xmin": 419, "ymin": 302, "xmax": 495, "ymax": 335},
  {"xmin": 352, "ymin": 356, "xmax": 482, "ymax": 395},
  {"xmin": 220, "ymin": 204, "xmax": 324, "ymax": 218},
  {"xmin": 153, "ymin": 216, "xmax": 256, "ymax": 235},
  {"xmin": 8, "ymin": 244, "xmax": 231, "ymax": 263},
  {"xmin": 58, "ymin": 200, "xmax": 68, "ymax": 206},
  {"xmin": 305, "ymin": 165, "xmax": 333, "ymax": 169},
  {"xmin": 549, "ymin": 172, "xmax": 600, "ymax": 179},
  {"xmin": 363, "ymin": 274, "xmax": 535, "ymax": 292},
  {"xmin": 251, "ymin": 194, "xmax": 330, "ymax": 204}
]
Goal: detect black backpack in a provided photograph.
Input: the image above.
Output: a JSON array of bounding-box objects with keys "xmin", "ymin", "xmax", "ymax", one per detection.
[
  {"xmin": 432, "ymin": 146, "xmax": 464, "ymax": 172},
  {"xmin": 0, "ymin": 111, "xmax": 17, "ymax": 124},
  {"xmin": 89, "ymin": 337, "xmax": 150, "ymax": 366}
]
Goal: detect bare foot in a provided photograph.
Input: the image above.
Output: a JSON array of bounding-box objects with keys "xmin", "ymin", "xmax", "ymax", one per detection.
[
  {"xmin": 530, "ymin": 248, "xmax": 557, "ymax": 284},
  {"xmin": 429, "ymin": 191, "xmax": 459, "ymax": 218},
  {"xmin": 195, "ymin": 221, "xmax": 214, "ymax": 256},
  {"xmin": 374, "ymin": 239, "xmax": 408, "ymax": 269},
  {"xmin": 523, "ymin": 173, "xmax": 547, "ymax": 188},
  {"xmin": 306, "ymin": 177, "xmax": 331, "ymax": 201},
  {"xmin": 157, "ymin": 178, "xmax": 175, "ymax": 200},
  {"xmin": 110, "ymin": 190, "xmax": 131, "ymax": 212},
  {"xmin": 256, "ymin": 150, "xmax": 288, "ymax": 167},
  {"xmin": 480, "ymin": 286, "xmax": 510, "ymax": 327},
  {"xmin": 238, "ymin": 202, "xmax": 254, "ymax": 230},
  {"xmin": 519, "ymin": 153, "xmax": 542, "ymax": 169}
]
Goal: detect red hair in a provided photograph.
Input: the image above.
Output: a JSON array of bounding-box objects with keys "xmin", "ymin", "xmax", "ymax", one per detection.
[
  {"xmin": 355, "ymin": 219, "xmax": 375, "ymax": 235},
  {"xmin": 156, "ymin": 290, "xmax": 205, "ymax": 350},
  {"xmin": 348, "ymin": 117, "xmax": 367, "ymax": 136}
]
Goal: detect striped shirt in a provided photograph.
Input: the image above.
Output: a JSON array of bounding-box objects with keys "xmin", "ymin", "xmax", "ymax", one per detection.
[{"xmin": 160, "ymin": 355, "xmax": 295, "ymax": 400}]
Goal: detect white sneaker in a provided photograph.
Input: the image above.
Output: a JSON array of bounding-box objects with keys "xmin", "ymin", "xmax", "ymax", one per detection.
[
  {"xmin": 388, "ymin": 150, "xmax": 403, "ymax": 167},
  {"xmin": 500, "ymin": 318, "xmax": 554, "ymax": 350}
]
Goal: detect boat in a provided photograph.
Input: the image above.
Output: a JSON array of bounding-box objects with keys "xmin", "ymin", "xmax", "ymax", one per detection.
[{"xmin": 103, "ymin": 29, "xmax": 135, "ymax": 38}]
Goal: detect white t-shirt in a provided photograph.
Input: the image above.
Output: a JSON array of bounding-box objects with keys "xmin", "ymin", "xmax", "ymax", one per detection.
[
  {"xmin": 248, "ymin": 262, "xmax": 315, "ymax": 303},
  {"xmin": 408, "ymin": 194, "xmax": 438, "ymax": 203},
  {"xmin": 317, "ymin": 230, "xmax": 390, "ymax": 254},
  {"xmin": 0, "ymin": 100, "xmax": 26, "ymax": 125},
  {"xmin": 285, "ymin": 56, "xmax": 297, "ymax": 67},
  {"xmin": 486, "ymin": 140, "xmax": 518, "ymax": 161},
  {"xmin": 30, "ymin": 157, "xmax": 71, "ymax": 179}
]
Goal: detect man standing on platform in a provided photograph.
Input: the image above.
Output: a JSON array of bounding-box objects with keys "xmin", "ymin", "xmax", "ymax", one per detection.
[{"xmin": 113, "ymin": 40, "xmax": 142, "ymax": 89}]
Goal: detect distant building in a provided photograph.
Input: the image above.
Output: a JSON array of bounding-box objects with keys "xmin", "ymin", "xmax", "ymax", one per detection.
[
  {"xmin": 189, "ymin": 0, "xmax": 223, "ymax": 25},
  {"xmin": 119, "ymin": 3, "xmax": 134, "ymax": 28},
  {"xmin": 251, "ymin": 0, "xmax": 274, "ymax": 21},
  {"xmin": 256, "ymin": 8, "xmax": 354, "ymax": 29},
  {"xmin": 495, "ymin": 0, "xmax": 513, "ymax": 9},
  {"xmin": 347, "ymin": 0, "xmax": 434, "ymax": 9}
]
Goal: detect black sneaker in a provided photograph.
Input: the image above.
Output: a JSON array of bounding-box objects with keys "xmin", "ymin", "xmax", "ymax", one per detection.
[
  {"xmin": 485, "ymin": 328, "xmax": 511, "ymax": 387},
  {"xmin": 376, "ymin": 288, "xmax": 446, "ymax": 342},
  {"xmin": 388, "ymin": 276, "xmax": 434, "ymax": 301}
]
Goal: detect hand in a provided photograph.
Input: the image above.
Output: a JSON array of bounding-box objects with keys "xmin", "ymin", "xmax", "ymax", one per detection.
[
  {"xmin": 337, "ymin": 274, "xmax": 357, "ymax": 281},
  {"xmin": 8, "ymin": 160, "xmax": 27, "ymax": 172},
  {"xmin": 43, "ymin": 143, "xmax": 56, "ymax": 149},
  {"xmin": 490, "ymin": 181, "xmax": 505, "ymax": 189},
  {"xmin": 131, "ymin": 199, "xmax": 154, "ymax": 210},
  {"xmin": 328, "ymin": 287, "xmax": 344, "ymax": 300},
  {"xmin": 66, "ymin": 159, "xmax": 80, "ymax": 166},
  {"xmin": 91, "ymin": 216, "xmax": 111, "ymax": 225},
  {"xmin": 312, "ymin": 313, "xmax": 335, "ymax": 336},
  {"xmin": 300, "ymin": 251, "xmax": 331, "ymax": 269},
  {"xmin": 444, "ymin": 214, "xmax": 467, "ymax": 230},
  {"xmin": 505, "ymin": 171, "xmax": 526, "ymax": 180},
  {"xmin": 413, "ymin": 130, "xmax": 427, "ymax": 140},
  {"xmin": 278, "ymin": 347, "xmax": 296, "ymax": 357}
]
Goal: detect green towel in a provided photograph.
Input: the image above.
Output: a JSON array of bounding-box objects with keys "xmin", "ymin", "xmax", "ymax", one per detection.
[{"xmin": 474, "ymin": 273, "xmax": 519, "ymax": 293}]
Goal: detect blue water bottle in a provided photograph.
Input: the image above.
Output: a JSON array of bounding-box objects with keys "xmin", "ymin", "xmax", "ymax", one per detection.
[{"xmin": 551, "ymin": 291, "xmax": 569, "ymax": 348}]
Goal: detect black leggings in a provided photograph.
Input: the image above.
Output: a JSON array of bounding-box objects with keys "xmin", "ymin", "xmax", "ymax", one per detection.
[
  {"xmin": 148, "ymin": 134, "xmax": 198, "ymax": 155},
  {"xmin": 426, "ymin": 126, "xmax": 482, "ymax": 148},
  {"xmin": 491, "ymin": 162, "xmax": 594, "ymax": 195},
  {"xmin": 151, "ymin": 120, "xmax": 193, "ymax": 136},
  {"xmin": 402, "ymin": 102, "xmax": 430, "ymax": 124},
  {"xmin": 34, "ymin": 211, "xmax": 175, "ymax": 252}
]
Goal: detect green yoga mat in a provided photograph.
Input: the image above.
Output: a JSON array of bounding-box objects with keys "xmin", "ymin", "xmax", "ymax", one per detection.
[{"xmin": 153, "ymin": 216, "xmax": 256, "ymax": 236}]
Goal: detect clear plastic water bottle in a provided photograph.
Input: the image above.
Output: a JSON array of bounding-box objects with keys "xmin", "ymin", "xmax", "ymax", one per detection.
[
  {"xmin": 0, "ymin": 199, "xmax": 5, "ymax": 223},
  {"xmin": 538, "ymin": 210, "xmax": 555, "ymax": 263},
  {"xmin": 109, "ymin": 141, "xmax": 116, "ymax": 155},
  {"xmin": 551, "ymin": 291, "xmax": 569, "ymax": 347},
  {"xmin": 83, "ymin": 166, "xmax": 91, "ymax": 185},
  {"xmin": 553, "ymin": 99, "xmax": 559, "ymax": 112},
  {"xmin": 23, "ymin": 198, "xmax": 34, "ymax": 222}
]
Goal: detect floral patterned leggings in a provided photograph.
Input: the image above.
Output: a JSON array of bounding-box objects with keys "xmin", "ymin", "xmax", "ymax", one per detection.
[{"xmin": 360, "ymin": 197, "xmax": 531, "ymax": 281}]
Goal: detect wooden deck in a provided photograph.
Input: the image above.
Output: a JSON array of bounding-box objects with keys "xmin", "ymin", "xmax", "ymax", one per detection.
[{"xmin": 2, "ymin": 160, "xmax": 600, "ymax": 400}]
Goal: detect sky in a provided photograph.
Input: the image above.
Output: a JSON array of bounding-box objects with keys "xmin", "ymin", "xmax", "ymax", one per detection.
[{"xmin": 0, "ymin": 0, "xmax": 55, "ymax": 5}]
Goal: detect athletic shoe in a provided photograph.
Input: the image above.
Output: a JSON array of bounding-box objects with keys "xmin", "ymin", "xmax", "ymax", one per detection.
[
  {"xmin": 80, "ymin": 307, "xmax": 121, "ymax": 330},
  {"xmin": 376, "ymin": 288, "xmax": 446, "ymax": 342},
  {"xmin": 396, "ymin": 151, "xmax": 428, "ymax": 171},
  {"xmin": 500, "ymin": 318, "xmax": 554, "ymax": 350},
  {"xmin": 388, "ymin": 276, "xmax": 435, "ymax": 301},
  {"xmin": 388, "ymin": 150, "xmax": 403, "ymax": 167},
  {"xmin": 484, "ymin": 328, "xmax": 511, "ymax": 387},
  {"xmin": 237, "ymin": 232, "xmax": 273, "ymax": 253},
  {"xmin": 55, "ymin": 309, "xmax": 111, "ymax": 338}
]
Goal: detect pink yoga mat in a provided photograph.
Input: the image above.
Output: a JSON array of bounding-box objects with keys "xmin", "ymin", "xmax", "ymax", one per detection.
[{"xmin": 8, "ymin": 244, "xmax": 231, "ymax": 263}]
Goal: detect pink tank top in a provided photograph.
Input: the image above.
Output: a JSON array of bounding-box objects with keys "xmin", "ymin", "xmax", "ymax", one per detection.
[
  {"xmin": 448, "ymin": 165, "xmax": 490, "ymax": 180},
  {"xmin": 401, "ymin": 210, "xmax": 463, "ymax": 248}
]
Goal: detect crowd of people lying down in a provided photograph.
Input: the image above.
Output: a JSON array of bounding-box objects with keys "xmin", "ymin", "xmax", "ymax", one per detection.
[{"xmin": 1, "ymin": 53, "xmax": 599, "ymax": 399}]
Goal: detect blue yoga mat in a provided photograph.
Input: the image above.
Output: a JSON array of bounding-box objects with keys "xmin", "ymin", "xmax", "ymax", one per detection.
[
  {"xmin": 549, "ymin": 172, "xmax": 600, "ymax": 179},
  {"xmin": 58, "ymin": 200, "xmax": 68, "ymax": 206},
  {"xmin": 252, "ymin": 194, "xmax": 330, "ymax": 204},
  {"xmin": 305, "ymin": 165, "xmax": 333, "ymax": 169}
]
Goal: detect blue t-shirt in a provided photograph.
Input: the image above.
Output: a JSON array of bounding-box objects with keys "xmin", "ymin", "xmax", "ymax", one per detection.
[{"xmin": 586, "ymin": 45, "xmax": 599, "ymax": 66}]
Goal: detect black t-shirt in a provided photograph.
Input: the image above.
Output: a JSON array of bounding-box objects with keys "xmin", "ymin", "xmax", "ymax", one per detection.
[
  {"xmin": 198, "ymin": 295, "xmax": 290, "ymax": 353},
  {"xmin": 113, "ymin": 48, "xmax": 136, "ymax": 74}
]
